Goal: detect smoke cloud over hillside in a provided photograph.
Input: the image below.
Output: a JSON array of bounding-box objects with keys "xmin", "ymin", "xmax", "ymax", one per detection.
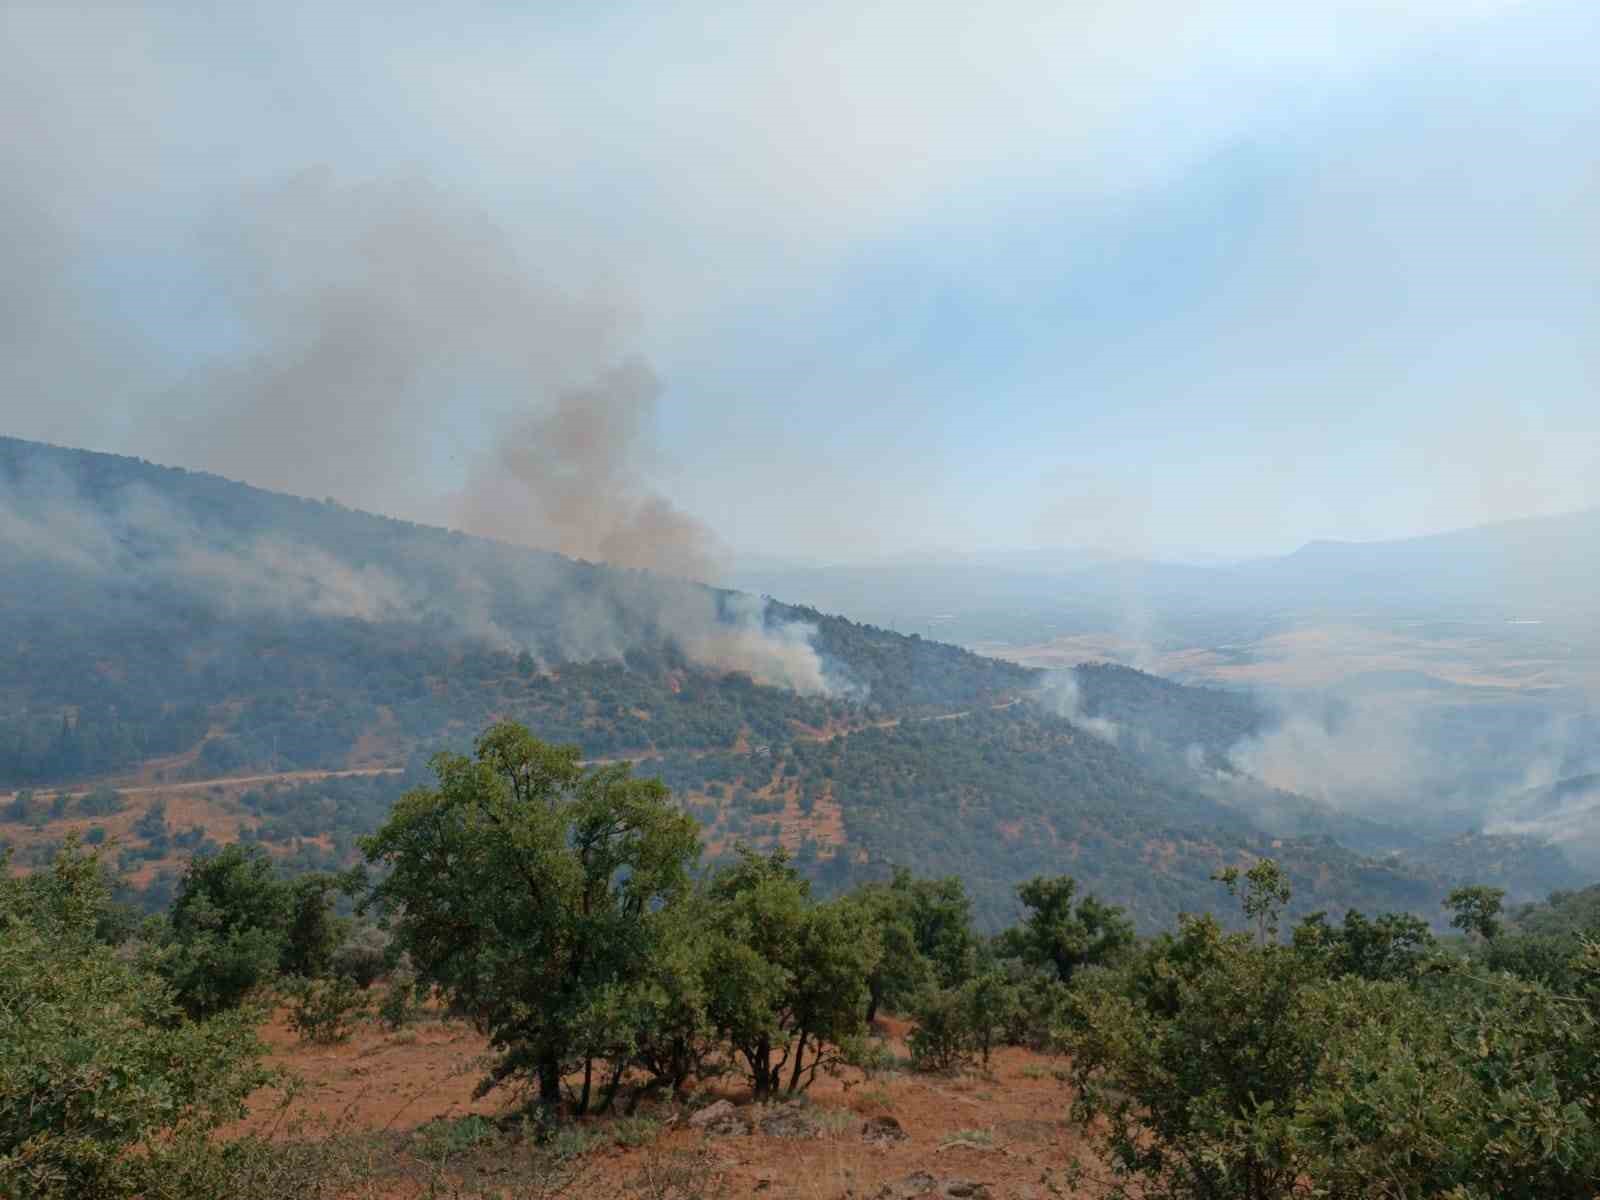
[
  {"xmin": 0, "ymin": 444, "xmax": 840, "ymax": 697},
  {"xmin": 170, "ymin": 173, "xmax": 716, "ymax": 582}
]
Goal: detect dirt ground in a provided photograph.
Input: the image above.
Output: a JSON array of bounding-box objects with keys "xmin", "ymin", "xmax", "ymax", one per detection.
[{"xmin": 239, "ymin": 1008, "xmax": 1093, "ymax": 1198}]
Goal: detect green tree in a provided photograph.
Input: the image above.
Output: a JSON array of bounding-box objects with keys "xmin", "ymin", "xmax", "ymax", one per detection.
[
  {"xmin": 278, "ymin": 873, "xmax": 348, "ymax": 980},
  {"xmin": 1215, "ymin": 857, "xmax": 1292, "ymax": 944},
  {"xmin": 0, "ymin": 842, "xmax": 270, "ymax": 1197},
  {"xmin": 1002, "ymin": 874, "xmax": 1134, "ymax": 983},
  {"xmin": 704, "ymin": 848, "xmax": 879, "ymax": 1100},
  {"xmin": 848, "ymin": 872, "xmax": 932, "ymax": 1024},
  {"xmin": 1445, "ymin": 884, "xmax": 1506, "ymax": 943},
  {"xmin": 1292, "ymin": 908, "xmax": 1437, "ymax": 981},
  {"xmin": 903, "ymin": 871, "xmax": 976, "ymax": 986},
  {"xmin": 164, "ymin": 844, "xmax": 292, "ymax": 1017},
  {"xmin": 1293, "ymin": 958, "xmax": 1600, "ymax": 1199},
  {"xmin": 361, "ymin": 721, "xmax": 700, "ymax": 1110},
  {"xmin": 1066, "ymin": 911, "xmax": 1324, "ymax": 1199}
]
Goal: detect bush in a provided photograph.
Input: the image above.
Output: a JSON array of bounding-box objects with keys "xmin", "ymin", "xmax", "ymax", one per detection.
[
  {"xmin": 329, "ymin": 922, "xmax": 388, "ymax": 989},
  {"xmin": 285, "ymin": 975, "xmax": 371, "ymax": 1044},
  {"xmin": 908, "ymin": 986, "xmax": 973, "ymax": 1073},
  {"xmin": 0, "ymin": 842, "xmax": 271, "ymax": 1197},
  {"xmin": 163, "ymin": 845, "xmax": 291, "ymax": 1017},
  {"xmin": 377, "ymin": 958, "xmax": 420, "ymax": 1030}
]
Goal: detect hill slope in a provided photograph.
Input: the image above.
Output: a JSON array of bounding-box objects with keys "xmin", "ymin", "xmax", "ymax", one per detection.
[{"xmin": 0, "ymin": 437, "xmax": 1503, "ymax": 927}]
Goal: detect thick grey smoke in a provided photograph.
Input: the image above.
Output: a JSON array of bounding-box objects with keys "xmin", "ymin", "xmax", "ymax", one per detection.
[
  {"xmin": 458, "ymin": 359, "xmax": 718, "ymax": 581},
  {"xmin": 0, "ymin": 159, "xmax": 832, "ymax": 691},
  {"xmin": 1226, "ymin": 700, "xmax": 1428, "ymax": 815},
  {"xmin": 169, "ymin": 172, "xmax": 722, "ymax": 582}
]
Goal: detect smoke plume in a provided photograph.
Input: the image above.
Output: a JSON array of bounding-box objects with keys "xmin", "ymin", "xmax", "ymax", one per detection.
[{"xmin": 458, "ymin": 359, "xmax": 719, "ymax": 581}]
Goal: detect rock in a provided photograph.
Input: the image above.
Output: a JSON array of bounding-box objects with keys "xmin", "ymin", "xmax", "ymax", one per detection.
[
  {"xmin": 687, "ymin": 1099, "xmax": 751, "ymax": 1136},
  {"xmin": 757, "ymin": 1099, "xmax": 821, "ymax": 1139},
  {"xmin": 873, "ymin": 1172, "xmax": 939, "ymax": 1199},
  {"xmin": 873, "ymin": 1174, "xmax": 990, "ymax": 1200},
  {"xmin": 687, "ymin": 1099, "xmax": 736, "ymax": 1128},
  {"xmin": 861, "ymin": 1114, "xmax": 909, "ymax": 1145}
]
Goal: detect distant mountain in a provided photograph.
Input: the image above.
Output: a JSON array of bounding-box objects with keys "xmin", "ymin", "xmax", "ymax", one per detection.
[
  {"xmin": 0, "ymin": 436, "xmax": 1544, "ymax": 928},
  {"xmin": 731, "ymin": 508, "xmax": 1600, "ymax": 646},
  {"xmin": 1226, "ymin": 508, "xmax": 1600, "ymax": 617}
]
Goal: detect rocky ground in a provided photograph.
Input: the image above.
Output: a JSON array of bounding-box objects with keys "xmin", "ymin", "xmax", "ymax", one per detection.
[{"xmin": 236, "ymin": 1009, "xmax": 1095, "ymax": 1198}]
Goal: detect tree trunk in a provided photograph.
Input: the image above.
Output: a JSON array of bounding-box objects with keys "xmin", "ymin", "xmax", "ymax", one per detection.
[
  {"xmin": 752, "ymin": 1036, "xmax": 772, "ymax": 1102},
  {"xmin": 538, "ymin": 1052, "xmax": 561, "ymax": 1107},
  {"xmin": 787, "ymin": 1030, "xmax": 808, "ymax": 1095},
  {"xmin": 577, "ymin": 1056, "xmax": 593, "ymax": 1115},
  {"xmin": 598, "ymin": 1059, "xmax": 625, "ymax": 1114},
  {"xmin": 866, "ymin": 987, "xmax": 880, "ymax": 1025}
]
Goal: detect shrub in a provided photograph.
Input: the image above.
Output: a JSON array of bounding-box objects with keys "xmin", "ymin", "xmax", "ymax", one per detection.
[
  {"xmin": 329, "ymin": 922, "xmax": 387, "ymax": 988},
  {"xmin": 377, "ymin": 958, "xmax": 420, "ymax": 1030},
  {"xmin": 285, "ymin": 975, "xmax": 371, "ymax": 1044},
  {"xmin": 0, "ymin": 842, "xmax": 271, "ymax": 1197},
  {"xmin": 908, "ymin": 986, "xmax": 973, "ymax": 1073}
]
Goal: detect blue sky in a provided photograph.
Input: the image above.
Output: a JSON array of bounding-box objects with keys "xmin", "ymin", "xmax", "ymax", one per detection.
[{"xmin": 4, "ymin": 0, "xmax": 1596, "ymax": 568}]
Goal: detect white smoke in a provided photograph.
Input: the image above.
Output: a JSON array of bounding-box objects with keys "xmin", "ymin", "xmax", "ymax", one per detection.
[{"xmin": 1035, "ymin": 670, "xmax": 1120, "ymax": 743}]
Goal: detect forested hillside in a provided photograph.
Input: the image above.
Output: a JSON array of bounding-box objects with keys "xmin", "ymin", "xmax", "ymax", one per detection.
[{"xmin": 0, "ymin": 437, "xmax": 1514, "ymax": 927}]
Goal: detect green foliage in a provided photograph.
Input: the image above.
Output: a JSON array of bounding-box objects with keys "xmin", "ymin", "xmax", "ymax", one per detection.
[
  {"xmin": 1001, "ymin": 875, "xmax": 1135, "ymax": 982},
  {"xmin": 329, "ymin": 922, "xmax": 389, "ymax": 989},
  {"xmin": 1292, "ymin": 907, "xmax": 1437, "ymax": 980},
  {"xmin": 1064, "ymin": 861, "xmax": 1600, "ymax": 1200},
  {"xmin": 1214, "ymin": 857, "xmax": 1292, "ymax": 944},
  {"xmin": 1067, "ymin": 909, "xmax": 1322, "ymax": 1199},
  {"xmin": 0, "ymin": 842, "xmax": 271, "ymax": 1198},
  {"xmin": 279, "ymin": 873, "xmax": 348, "ymax": 979},
  {"xmin": 846, "ymin": 868, "xmax": 973, "ymax": 1023},
  {"xmin": 907, "ymin": 986, "xmax": 974, "ymax": 1074},
  {"xmin": 624, "ymin": 898, "xmax": 721, "ymax": 1094},
  {"xmin": 77, "ymin": 787, "xmax": 124, "ymax": 817},
  {"xmin": 362, "ymin": 721, "xmax": 701, "ymax": 1111},
  {"xmin": 1295, "ymin": 959, "xmax": 1600, "ymax": 1199},
  {"xmin": 961, "ymin": 969, "xmax": 1018, "ymax": 1068},
  {"xmin": 163, "ymin": 844, "xmax": 293, "ymax": 1017},
  {"xmin": 284, "ymin": 974, "xmax": 371, "ymax": 1044},
  {"xmin": 908, "ymin": 969, "xmax": 1019, "ymax": 1073},
  {"xmin": 377, "ymin": 958, "xmax": 420, "ymax": 1030},
  {"xmin": 703, "ymin": 848, "xmax": 880, "ymax": 1100},
  {"xmin": 1445, "ymin": 883, "xmax": 1507, "ymax": 942}
]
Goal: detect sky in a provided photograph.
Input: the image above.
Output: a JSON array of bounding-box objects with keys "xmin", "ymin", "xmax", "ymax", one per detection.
[{"xmin": 3, "ymin": 0, "xmax": 1597, "ymax": 573}]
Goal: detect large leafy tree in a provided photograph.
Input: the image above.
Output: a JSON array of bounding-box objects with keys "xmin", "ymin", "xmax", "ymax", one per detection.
[{"xmin": 362, "ymin": 721, "xmax": 700, "ymax": 1109}]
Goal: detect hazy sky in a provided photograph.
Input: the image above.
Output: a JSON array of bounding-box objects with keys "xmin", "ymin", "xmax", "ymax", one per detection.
[{"xmin": 4, "ymin": 1, "xmax": 1597, "ymax": 568}]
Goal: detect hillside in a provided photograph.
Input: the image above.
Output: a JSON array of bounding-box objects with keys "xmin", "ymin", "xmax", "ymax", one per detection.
[{"xmin": 0, "ymin": 436, "xmax": 1504, "ymax": 927}]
